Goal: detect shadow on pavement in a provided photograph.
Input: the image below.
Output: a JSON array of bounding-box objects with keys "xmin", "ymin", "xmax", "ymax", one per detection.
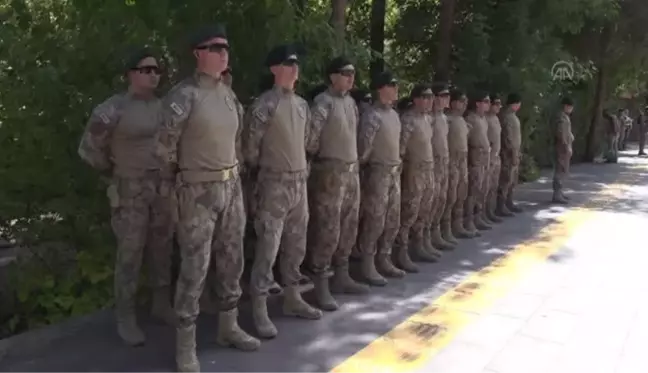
[{"xmin": 1, "ymin": 148, "xmax": 647, "ymax": 372}]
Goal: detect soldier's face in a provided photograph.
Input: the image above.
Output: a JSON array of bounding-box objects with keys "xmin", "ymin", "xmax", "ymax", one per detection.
[
  {"xmin": 435, "ymin": 94, "xmax": 450, "ymax": 110},
  {"xmin": 491, "ymin": 100, "xmax": 502, "ymax": 114},
  {"xmin": 452, "ymin": 96, "xmax": 467, "ymax": 112},
  {"xmin": 273, "ymin": 60, "xmax": 300, "ymax": 85},
  {"xmin": 414, "ymin": 95, "xmax": 434, "ymax": 111},
  {"xmin": 331, "ymin": 69, "xmax": 355, "ymax": 92},
  {"xmin": 511, "ymin": 102, "xmax": 521, "ymax": 112},
  {"xmin": 565, "ymin": 105, "xmax": 574, "ymax": 114},
  {"xmin": 128, "ymin": 56, "xmax": 160, "ymax": 90},
  {"xmin": 380, "ymin": 83, "xmax": 398, "ymax": 103},
  {"xmin": 476, "ymin": 97, "xmax": 490, "ymax": 114},
  {"xmin": 195, "ymin": 37, "xmax": 229, "ymax": 74}
]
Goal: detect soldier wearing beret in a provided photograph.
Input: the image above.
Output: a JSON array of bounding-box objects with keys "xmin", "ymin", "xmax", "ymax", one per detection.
[
  {"xmin": 393, "ymin": 83, "xmax": 441, "ymax": 274},
  {"xmin": 243, "ymin": 44, "xmax": 322, "ymax": 340},
  {"xmin": 445, "ymin": 88, "xmax": 475, "ymax": 239},
  {"xmin": 483, "ymin": 93, "xmax": 504, "ymax": 224},
  {"xmin": 552, "ymin": 96, "xmax": 575, "ymax": 204},
  {"xmin": 464, "ymin": 91, "xmax": 492, "ymax": 233},
  {"xmin": 497, "ymin": 93, "xmax": 524, "ymax": 215},
  {"xmin": 356, "ymin": 70, "xmax": 406, "ymax": 286},
  {"xmin": 305, "ymin": 56, "xmax": 369, "ymax": 312},
  {"xmin": 77, "ymin": 48, "xmax": 176, "ymax": 347},
  {"xmin": 157, "ymin": 24, "xmax": 260, "ymax": 372}
]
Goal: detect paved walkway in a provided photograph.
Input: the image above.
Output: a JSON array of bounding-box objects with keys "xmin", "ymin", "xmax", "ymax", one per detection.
[{"xmin": 1, "ymin": 148, "xmax": 647, "ymax": 372}]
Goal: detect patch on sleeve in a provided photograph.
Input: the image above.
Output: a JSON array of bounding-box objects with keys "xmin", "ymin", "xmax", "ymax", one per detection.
[
  {"xmin": 99, "ymin": 113, "xmax": 110, "ymax": 124},
  {"xmin": 170, "ymin": 102, "xmax": 185, "ymax": 116}
]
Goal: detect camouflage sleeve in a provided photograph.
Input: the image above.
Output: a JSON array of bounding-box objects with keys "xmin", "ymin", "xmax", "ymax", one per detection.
[
  {"xmin": 399, "ymin": 113, "xmax": 415, "ymax": 159},
  {"xmin": 357, "ymin": 108, "xmax": 381, "ymax": 163},
  {"xmin": 233, "ymin": 93, "xmax": 245, "ymax": 168},
  {"xmin": 306, "ymin": 94, "xmax": 330, "ymax": 156},
  {"xmin": 77, "ymin": 96, "xmax": 122, "ymax": 171},
  {"xmin": 555, "ymin": 116, "xmax": 571, "ymax": 146},
  {"xmin": 500, "ymin": 115, "xmax": 512, "ymax": 152},
  {"xmin": 243, "ymin": 92, "xmax": 278, "ymax": 168},
  {"xmin": 158, "ymin": 82, "xmax": 194, "ymax": 166}
]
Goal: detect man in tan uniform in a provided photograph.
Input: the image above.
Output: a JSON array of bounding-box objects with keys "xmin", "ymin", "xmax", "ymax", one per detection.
[
  {"xmin": 243, "ymin": 44, "xmax": 323, "ymax": 340},
  {"xmin": 305, "ymin": 56, "xmax": 369, "ymax": 312},
  {"xmin": 395, "ymin": 84, "xmax": 441, "ymax": 273},
  {"xmin": 484, "ymin": 94, "xmax": 503, "ymax": 223},
  {"xmin": 552, "ymin": 96, "xmax": 575, "ymax": 204},
  {"xmin": 158, "ymin": 25, "xmax": 260, "ymax": 372},
  {"xmin": 78, "ymin": 48, "xmax": 175, "ymax": 347},
  {"xmin": 465, "ymin": 92, "xmax": 492, "ymax": 233},
  {"xmin": 356, "ymin": 71, "xmax": 405, "ymax": 286},
  {"xmin": 497, "ymin": 93, "xmax": 523, "ymax": 216},
  {"xmin": 445, "ymin": 89, "xmax": 476, "ymax": 239},
  {"xmin": 429, "ymin": 83, "xmax": 456, "ymax": 250}
]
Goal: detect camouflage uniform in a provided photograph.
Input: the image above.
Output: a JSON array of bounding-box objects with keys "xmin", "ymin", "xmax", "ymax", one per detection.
[
  {"xmin": 465, "ymin": 111, "xmax": 492, "ymax": 232},
  {"xmin": 445, "ymin": 112, "xmax": 474, "ymax": 238},
  {"xmin": 604, "ymin": 111, "xmax": 620, "ymax": 162},
  {"xmin": 78, "ymin": 92, "xmax": 175, "ymax": 346},
  {"xmin": 552, "ymin": 111, "xmax": 574, "ymax": 203},
  {"xmin": 484, "ymin": 112, "xmax": 503, "ymax": 223},
  {"xmin": 430, "ymin": 111, "xmax": 455, "ymax": 248},
  {"xmin": 244, "ymin": 84, "xmax": 323, "ymax": 338},
  {"xmin": 357, "ymin": 101, "xmax": 405, "ymax": 286},
  {"xmin": 395, "ymin": 103, "xmax": 442, "ymax": 273},
  {"xmin": 497, "ymin": 107, "xmax": 522, "ymax": 215},
  {"xmin": 638, "ymin": 110, "xmax": 646, "ymax": 156},
  {"xmin": 306, "ymin": 86, "xmax": 369, "ymax": 312},
  {"xmin": 159, "ymin": 71, "xmax": 261, "ymax": 371}
]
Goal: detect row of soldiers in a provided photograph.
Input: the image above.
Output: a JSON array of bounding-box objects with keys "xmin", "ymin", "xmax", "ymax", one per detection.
[
  {"xmin": 604, "ymin": 107, "xmax": 648, "ymax": 161},
  {"xmin": 78, "ymin": 24, "xmax": 575, "ymax": 372}
]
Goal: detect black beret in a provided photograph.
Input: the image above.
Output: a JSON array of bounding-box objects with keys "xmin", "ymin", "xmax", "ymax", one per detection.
[
  {"xmin": 326, "ymin": 56, "xmax": 355, "ymax": 75},
  {"xmin": 507, "ymin": 93, "xmax": 522, "ymax": 105},
  {"xmin": 469, "ymin": 90, "xmax": 489, "ymax": 102},
  {"xmin": 561, "ymin": 96, "xmax": 574, "ymax": 106},
  {"xmin": 123, "ymin": 47, "xmax": 156, "ymax": 72},
  {"xmin": 490, "ymin": 93, "xmax": 502, "ymax": 103},
  {"xmin": 190, "ymin": 24, "xmax": 227, "ymax": 49},
  {"xmin": 450, "ymin": 88, "xmax": 466, "ymax": 102},
  {"xmin": 370, "ymin": 70, "xmax": 397, "ymax": 90},
  {"xmin": 410, "ymin": 83, "xmax": 433, "ymax": 98},
  {"xmin": 265, "ymin": 44, "xmax": 301, "ymax": 67},
  {"xmin": 431, "ymin": 82, "xmax": 450, "ymax": 95}
]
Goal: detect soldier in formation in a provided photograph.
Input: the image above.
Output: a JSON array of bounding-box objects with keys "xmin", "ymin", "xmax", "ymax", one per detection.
[
  {"xmin": 80, "ymin": 25, "xmax": 586, "ymax": 372},
  {"xmin": 78, "ymin": 48, "xmax": 176, "ymax": 347},
  {"xmin": 637, "ymin": 106, "xmax": 647, "ymax": 156}
]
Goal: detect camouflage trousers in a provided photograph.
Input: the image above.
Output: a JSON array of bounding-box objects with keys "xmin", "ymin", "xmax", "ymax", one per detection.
[
  {"xmin": 110, "ymin": 174, "xmax": 174, "ymax": 319},
  {"xmin": 605, "ymin": 134, "xmax": 619, "ymax": 159},
  {"xmin": 357, "ymin": 164, "xmax": 402, "ymax": 256},
  {"xmin": 396, "ymin": 162, "xmax": 435, "ymax": 251},
  {"xmin": 250, "ymin": 169, "xmax": 309, "ymax": 296},
  {"xmin": 466, "ymin": 149, "xmax": 489, "ymax": 216},
  {"xmin": 306, "ymin": 161, "xmax": 360, "ymax": 277},
  {"xmin": 430, "ymin": 155, "xmax": 450, "ymax": 226},
  {"xmin": 444, "ymin": 151, "xmax": 468, "ymax": 220},
  {"xmin": 498, "ymin": 149, "xmax": 521, "ymax": 203},
  {"xmin": 175, "ymin": 174, "xmax": 246, "ymax": 327},
  {"xmin": 486, "ymin": 156, "xmax": 501, "ymax": 207},
  {"xmin": 553, "ymin": 147, "xmax": 572, "ymax": 193},
  {"xmin": 639, "ymin": 124, "xmax": 646, "ymax": 154}
]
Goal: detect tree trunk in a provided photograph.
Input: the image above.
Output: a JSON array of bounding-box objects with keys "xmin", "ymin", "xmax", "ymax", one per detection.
[
  {"xmin": 436, "ymin": 0, "xmax": 457, "ymax": 81},
  {"xmin": 584, "ymin": 26, "xmax": 613, "ymax": 161},
  {"xmin": 330, "ymin": 0, "xmax": 348, "ymax": 42},
  {"xmin": 369, "ymin": 0, "xmax": 387, "ymax": 78}
]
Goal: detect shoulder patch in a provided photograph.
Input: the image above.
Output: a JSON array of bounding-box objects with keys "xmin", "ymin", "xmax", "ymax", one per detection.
[
  {"xmin": 170, "ymin": 102, "xmax": 184, "ymax": 116},
  {"xmin": 99, "ymin": 113, "xmax": 110, "ymax": 124}
]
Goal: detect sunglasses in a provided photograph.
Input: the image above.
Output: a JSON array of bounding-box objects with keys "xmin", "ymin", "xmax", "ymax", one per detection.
[
  {"xmin": 481, "ymin": 99, "xmax": 491, "ymax": 103},
  {"xmin": 131, "ymin": 65, "xmax": 161, "ymax": 75},
  {"xmin": 337, "ymin": 69, "xmax": 355, "ymax": 77},
  {"xmin": 195, "ymin": 43, "xmax": 230, "ymax": 53}
]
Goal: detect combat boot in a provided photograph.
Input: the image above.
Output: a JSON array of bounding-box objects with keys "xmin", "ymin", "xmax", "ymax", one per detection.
[
  {"xmin": 360, "ymin": 255, "xmax": 387, "ymax": 286},
  {"xmin": 452, "ymin": 218, "xmax": 475, "ymax": 239},
  {"xmin": 431, "ymin": 225, "xmax": 455, "ymax": 251},
  {"xmin": 251, "ymin": 295, "xmax": 278, "ymax": 339},
  {"xmin": 441, "ymin": 221, "xmax": 459, "ymax": 244},
  {"xmin": 464, "ymin": 216, "xmax": 481, "ymax": 237},
  {"xmin": 495, "ymin": 196, "xmax": 514, "ymax": 217},
  {"xmin": 376, "ymin": 254, "xmax": 406, "ymax": 278},
  {"xmin": 394, "ymin": 244, "xmax": 419, "ymax": 273},
  {"xmin": 216, "ymin": 308, "xmax": 261, "ymax": 351},
  {"xmin": 117, "ymin": 313, "xmax": 145, "ymax": 346},
  {"xmin": 506, "ymin": 195, "xmax": 523, "ymax": 213},
  {"xmin": 176, "ymin": 324, "xmax": 199, "ymax": 372},
  {"xmin": 151, "ymin": 286, "xmax": 177, "ymax": 326},
  {"xmin": 551, "ymin": 192, "xmax": 568, "ymax": 205},
  {"xmin": 410, "ymin": 235, "xmax": 441, "ymax": 262},
  {"xmin": 473, "ymin": 213, "xmax": 492, "ymax": 231},
  {"xmin": 485, "ymin": 202, "xmax": 503, "ymax": 223},
  {"xmin": 283, "ymin": 286, "xmax": 323, "ymax": 320},
  {"xmin": 313, "ymin": 276, "xmax": 339, "ymax": 311},
  {"xmin": 331, "ymin": 264, "xmax": 369, "ymax": 294}
]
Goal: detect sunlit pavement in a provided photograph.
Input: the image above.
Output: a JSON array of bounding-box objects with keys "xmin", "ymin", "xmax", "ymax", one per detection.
[{"xmin": 1, "ymin": 148, "xmax": 647, "ymax": 372}]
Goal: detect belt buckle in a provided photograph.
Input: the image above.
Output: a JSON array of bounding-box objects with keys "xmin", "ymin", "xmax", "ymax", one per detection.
[
  {"xmin": 222, "ymin": 168, "xmax": 232, "ymax": 181},
  {"xmin": 348, "ymin": 163, "xmax": 357, "ymax": 172}
]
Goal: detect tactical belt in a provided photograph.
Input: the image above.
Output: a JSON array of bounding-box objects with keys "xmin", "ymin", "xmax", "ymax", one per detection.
[
  {"xmin": 366, "ymin": 162, "xmax": 402, "ymax": 174},
  {"xmin": 404, "ymin": 160, "xmax": 434, "ymax": 171},
  {"xmin": 179, "ymin": 165, "xmax": 239, "ymax": 183},
  {"xmin": 113, "ymin": 167, "xmax": 174, "ymax": 179},
  {"xmin": 313, "ymin": 158, "xmax": 359, "ymax": 173},
  {"xmin": 258, "ymin": 168, "xmax": 309, "ymax": 181}
]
